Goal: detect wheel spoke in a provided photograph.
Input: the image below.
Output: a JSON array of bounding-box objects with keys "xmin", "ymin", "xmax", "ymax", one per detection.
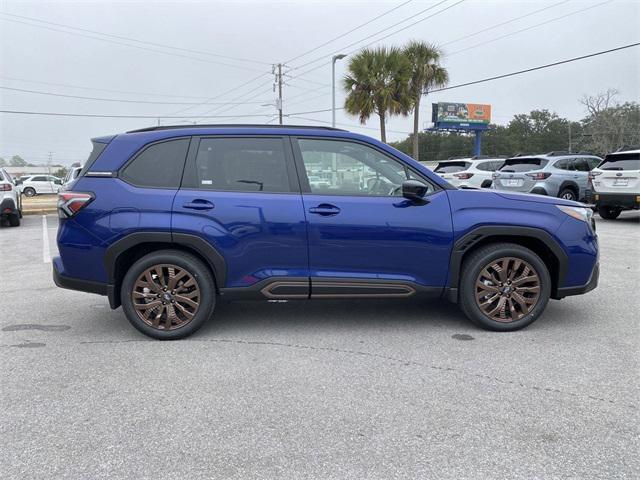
[
  {"xmin": 174, "ymin": 302, "xmax": 195, "ymax": 320},
  {"xmin": 174, "ymin": 295, "xmax": 199, "ymax": 309},
  {"xmin": 143, "ymin": 272, "xmax": 162, "ymax": 293},
  {"xmin": 168, "ymin": 270, "xmax": 189, "ymax": 290},
  {"xmin": 508, "ymin": 259, "xmax": 522, "ymax": 281},
  {"xmin": 512, "ymin": 275, "xmax": 537, "ymax": 286}
]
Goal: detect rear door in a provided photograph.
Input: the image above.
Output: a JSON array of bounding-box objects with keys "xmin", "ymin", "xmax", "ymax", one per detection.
[{"xmin": 172, "ymin": 136, "xmax": 309, "ymax": 292}]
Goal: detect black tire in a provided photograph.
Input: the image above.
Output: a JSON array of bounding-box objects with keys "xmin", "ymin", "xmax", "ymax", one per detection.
[
  {"xmin": 23, "ymin": 187, "xmax": 36, "ymax": 197},
  {"xmin": 121, "ymin": 250, "xmax": 216, "ymax": 340},
  {"xmin": 8, "ymin": 213, "xmax": 20, "ymax": 227},
  {"xmin": 597, "ymin": 206, "xmax": 621, "ymax": 220},
  {"xmin": 459, "ymin": 243, "xmax": 551, "ymax": 332},
  {"xmin": 558, "ymin": 188, "xmax": 577, "ymax": 201}
]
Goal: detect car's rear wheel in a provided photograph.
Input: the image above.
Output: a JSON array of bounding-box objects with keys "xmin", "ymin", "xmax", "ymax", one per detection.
[
  {"xmin": 597, "ymin": 206, "xmax": 621, "ymax": 220},
  {"xmin": 558, "ymin": 188, "xmax": 577, "ymax": 201},
  {"xmin": 8, "ymin": 213, "xmax": 20, "ymax": 227},
  {"xmin": 121, "ymin": 250, "xmax": 216, "ymax": 340},
  {"xmin": 459, "ymin": 243, "xmax": 551, "ymax": 331},
  {"xmin": 23, "ymin": 187, "xmax": 36, "ymax": 197}
]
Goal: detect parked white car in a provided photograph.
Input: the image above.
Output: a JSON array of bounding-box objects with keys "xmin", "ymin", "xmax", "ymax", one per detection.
[
  {"xmin": 0, "ymin": 168, "xmax": 22, "ymax": 226},
  {"xmin": 590, "ymin": 149, "xmax": 640, "ymax": 219},
  {"xmin": 433, "ymin": 157, "xmax": 505, "ymax": 189},
  {"xmin": 63, "ymin": 167, "xmax": 83, "ymax": 189},
  {"xmin": 19, "ymin": 175, "xmax": 63, "ymax": 197}
]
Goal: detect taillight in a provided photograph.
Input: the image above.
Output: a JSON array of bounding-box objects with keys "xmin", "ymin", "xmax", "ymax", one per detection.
[
  {"xmin": 57, "ymin": 192, "xmax": 94, "ymax": 218},
  {"xmin": 588, "ymin": 171, "xmax": 602, "ymax": 187},
  {"xmin": 525, "ymin": 172, "xmax": 552, "ymax": 180},
  {"xmin": 0, "ymin": 183, "xmax": 12, "ymax": 191},
  {"xmin": 454, "ymin": 172, "xmax": 474, "ymax": 180}
]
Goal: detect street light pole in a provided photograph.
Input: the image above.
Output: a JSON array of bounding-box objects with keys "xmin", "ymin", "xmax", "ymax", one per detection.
[{"xmin": 331, "ymin": 54, "xmax": 347, "ymax": 128}]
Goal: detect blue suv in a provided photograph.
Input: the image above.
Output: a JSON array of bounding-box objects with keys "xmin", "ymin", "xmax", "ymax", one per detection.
[{"xmin": 53, "ymin": 125, "xmax": 599, "ymax": 339}]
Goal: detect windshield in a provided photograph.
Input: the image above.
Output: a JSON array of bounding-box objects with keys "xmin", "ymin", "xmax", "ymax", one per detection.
[
  {"xmin": 599, "ymin": 153, "xmax": 640, "ymax": 171},
  {"xmin": 499, "ymin": 158, "xmax": 548, "ymax": 172},
  {"xmin": 435, "ymin": 161, "xmax": 470, "ymax": 173}
]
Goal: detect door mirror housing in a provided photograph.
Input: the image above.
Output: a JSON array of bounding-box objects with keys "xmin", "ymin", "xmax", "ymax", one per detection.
[{"xmin": 402, "ymin": 180, "xmax": 429, "ymax": 202}]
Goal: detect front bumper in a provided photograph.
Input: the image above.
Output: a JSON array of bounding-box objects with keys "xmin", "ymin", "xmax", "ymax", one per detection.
[
  {"xmin": 554, "ymin": 262, "xmax": 599, "ymax": 299},
  {"xmin": 594, "ymin": 193, "xmax": 639, "ymax": 210}
]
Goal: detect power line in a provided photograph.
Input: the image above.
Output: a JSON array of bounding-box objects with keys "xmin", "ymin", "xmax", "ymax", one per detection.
[
  {"xmin": 0, "ymin": 11, "xmax": 272, "ymax": 66},
  {"xmin": 440, "ymin": 0, "xmax": 571, "ymax": 47},
  {"xmin": 0, "ymin": 86, "xmax": 271, "ymax": 105},
  {"xmin": 290, "ymin": 0, "xmax": 453, "ymax": 72},
  {"xmin": 0, "ymin": 110, "xmax": 277, "ymax": 119},
  {"xmin": 447, "ymin": 0, "xmax": 614, "ymax": 57},
  {"xmin": 289, "ymin": 0, "xmax": 465, "ymax": 81},
  {"xmin": 1, "ymin": 17, "xmax": 266, "ymax": 73},
  {"xmin": 284, "ymin": 0, "xmax": 414, "ymax": 64},
  {"xmin": 429, "ymin": 42, "xmax": 640, "ymax": 93},
  {"xmin": 0, "ymin": 76, "xmax": 226, "ymax": 100}
]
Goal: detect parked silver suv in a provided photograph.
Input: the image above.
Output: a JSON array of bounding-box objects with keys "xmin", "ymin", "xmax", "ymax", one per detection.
[{"xmin": 492, "ymin": 152, "xmax": 602, "ymax": 201}]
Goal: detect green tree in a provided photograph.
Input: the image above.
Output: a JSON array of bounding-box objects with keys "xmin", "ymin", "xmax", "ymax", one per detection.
[
  {"xmin": 0, "ymin": 157, "xmax": 6, "ymax": 167},
  {"xmin": 9, "ymin": 155, "xmax": 27, "ymax": 167},
  {"xmin": 403, "ymin": 41, "xmax": 448, "ymax": 161},
  {"xmin": 343, "ymin": 46, "xmax": 411, "ymax": 143}
]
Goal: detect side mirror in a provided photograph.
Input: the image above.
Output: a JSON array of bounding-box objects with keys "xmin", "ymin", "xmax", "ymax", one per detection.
[{"xmin": 401, "ymin": 179, "xmax": 429, "ymax": 202}]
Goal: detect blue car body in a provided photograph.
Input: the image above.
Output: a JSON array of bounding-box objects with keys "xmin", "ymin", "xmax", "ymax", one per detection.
[{"xmin": 53, "ymin": 125, "xmax": 598, "ymax": 315}]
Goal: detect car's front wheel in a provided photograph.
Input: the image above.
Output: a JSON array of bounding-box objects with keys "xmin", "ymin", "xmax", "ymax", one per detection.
[
  {"xmin": 459, "ymin": 243, "xmax": 551, "ymax": 331},
  {"xmin": 23, "ymin": 187, "xmax": 36, "ymax": 197},
  {"xmin": 121, "ymin": 250, "xmax": 216, "ymax": 340},
  {"xmin": 597, "ymin": 206, "xmax": 621, "ymax": 219}
]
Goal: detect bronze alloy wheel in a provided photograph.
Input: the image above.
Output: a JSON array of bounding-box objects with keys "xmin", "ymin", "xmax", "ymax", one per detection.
[
  {"xmin": 474, "ymin": 256, "xmax": 541, "ymax": 323},
  {"xmin": 132, "ymin": 264, "xmax": 201, "ymax": 330}
]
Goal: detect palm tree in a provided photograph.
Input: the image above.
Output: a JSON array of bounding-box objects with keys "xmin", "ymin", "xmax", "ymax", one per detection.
[
  {"xmin": 343, "ymin": 47, "xmax": 411, "ymax": 143},
  {"xmin": 403, "ymin": 41, "xmax": 449, "ymax": 161}
]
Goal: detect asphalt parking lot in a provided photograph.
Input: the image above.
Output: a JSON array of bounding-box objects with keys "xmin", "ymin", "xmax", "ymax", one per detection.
[{"xmin": 1, "ymin": 212, "xmax": 638, "ymax": 479}]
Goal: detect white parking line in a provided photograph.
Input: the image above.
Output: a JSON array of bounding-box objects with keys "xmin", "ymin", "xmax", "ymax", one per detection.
[{"xmin": 42, "ymin": 215, "xmax": 51, "ymax": 263}]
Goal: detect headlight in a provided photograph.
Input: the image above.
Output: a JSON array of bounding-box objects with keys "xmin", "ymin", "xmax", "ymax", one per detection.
[{"xmin": 556, "ymin": 205, "xmax": 593, "ymax": 223}]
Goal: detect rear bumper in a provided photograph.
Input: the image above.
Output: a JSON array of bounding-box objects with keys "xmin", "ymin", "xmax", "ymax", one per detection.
[
  {"xmin": 53, "ymin": 256, "xmax": 117, "ymax": 307},
  {"xmin": 594, "ymin": 193, "xmax": 639, "ymax": 210},
  {"xmin": 554, "ymin": 263, "xmax": 599, "ymax": 299},
  {"xmin": 0, "ymin": 197, "xmax": 18, "ymax": 215}
]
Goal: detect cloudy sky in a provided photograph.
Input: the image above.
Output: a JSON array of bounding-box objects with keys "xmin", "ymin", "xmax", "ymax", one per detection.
[{"xmin": 1, "ymin": 0, "xmax": 638, "ymax": 166}]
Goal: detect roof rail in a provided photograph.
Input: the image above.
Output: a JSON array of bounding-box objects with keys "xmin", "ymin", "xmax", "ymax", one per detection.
[
  {"xmin": 126, "ymin": 124, "xmax": 347, "ymax": 133},
  {"xmin": 614, "ymin": 144, "xmax": 640, "ymax": 152},
  {"xmin": 545, "ymin": 151, "xmax": 572, "ymax": 156}
]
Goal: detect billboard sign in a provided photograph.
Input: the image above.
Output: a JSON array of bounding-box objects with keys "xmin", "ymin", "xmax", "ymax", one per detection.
[{"xmin": 432, "ymin": 102, "xmax": 491, "ymax": 125}]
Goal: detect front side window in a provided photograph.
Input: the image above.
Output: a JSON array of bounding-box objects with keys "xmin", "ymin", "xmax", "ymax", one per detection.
[
  {"xmin": 31, "ymin": 176, "xmax": 47, "ymax": 182},
  {"xmin": 573, "ymin": 158, "xmax": 590, "ymax": 172},
  {"xmin": 297, "ymin": 138, "xmax": 429, "ymax": 196},
  {"xmin": 121, "ymin": 138, "xmax": 189, "ymax": 188},
  {"xmin": 193, "ymin": 137, "xmax": 292, "ymax": 193}
]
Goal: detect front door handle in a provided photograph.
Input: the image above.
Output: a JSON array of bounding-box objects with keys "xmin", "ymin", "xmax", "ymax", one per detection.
[
  {"xmin": 183, "ymin": 199, "xmax": 215, "ymax": 210},
  {"xmin": 308, "ymin": 203, "xmax": 341, "ymax": 216}
]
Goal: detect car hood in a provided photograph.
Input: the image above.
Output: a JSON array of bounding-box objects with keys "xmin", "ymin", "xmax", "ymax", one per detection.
[{"xmin": 493, "ymin": 190, "xmax": 585, "ymax": 207}]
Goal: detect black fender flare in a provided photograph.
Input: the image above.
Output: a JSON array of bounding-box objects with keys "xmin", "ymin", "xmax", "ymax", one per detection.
[
  {"xmin": 558, "ymin": 180, "xmax": 580, "ymax": 196},
  {"xmin": 447, "ymin": 225, "xmax": 568, "ymax": 300},
  {"xmin": 104, "ymin": 231, "xmax": 227, "ymax": 288}
]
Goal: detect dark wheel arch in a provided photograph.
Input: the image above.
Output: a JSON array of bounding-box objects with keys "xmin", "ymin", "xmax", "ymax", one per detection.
[
  {"xmin": 558, "ymin": 181, "xmax": 579, "ymax": 199},
  {"xmin": 104, "ymin": 232, "xmax": 226, "ymax": 308},
  {"xmin": 446, "ymin": 226, "xmax": 568, "ymax": 302}
]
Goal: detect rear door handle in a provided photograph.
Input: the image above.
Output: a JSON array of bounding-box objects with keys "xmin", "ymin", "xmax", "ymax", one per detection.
[
  {"xmin": 183, "ymin": 199, "xmax": 215, "ymax": 210},
  {"xmin": 308, "ymin": 203, "xmax": 341, "ymax": 216}
]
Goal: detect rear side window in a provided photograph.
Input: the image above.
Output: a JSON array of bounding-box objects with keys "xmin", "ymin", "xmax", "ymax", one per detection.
[
  {"xmin": 573, "ymin": 158, "xmax": 590, "ymax": 172},
  {"xmin": 78, "ymin": 141, "xmax": 108, "ymax": 178},
  {"xmin": 500, "ymin": 158, "xmax": 548, "ymax": 172},
  {"xmin": 476, "ymin": 161, "xmax": 501, "ymax": 172},
  {"xmin": 121, "ymin": 138, "xmax": 190, "ymax": 188},
  {"xmin": 435, "ymin": 161, "xmax": 470, "ymax": 173},
  {"xmin": 31, "ymin": 176, "xmax": 47, "ymax": 182},
  {"xmin": 599, "ymin": 153, "xmax": 640, "ymax": 170},
  {"xmin": 193, "ymin": 137, "xmax": 293, "ymax": 192}
]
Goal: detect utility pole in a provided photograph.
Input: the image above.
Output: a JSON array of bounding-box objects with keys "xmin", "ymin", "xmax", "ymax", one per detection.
[{"xmin": 273, "ymin": 63, "xmax": 283, "ymax": 125}]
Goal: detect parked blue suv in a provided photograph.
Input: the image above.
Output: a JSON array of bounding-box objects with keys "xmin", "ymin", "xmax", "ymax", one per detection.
[{"xmin": 54, "ymin": 125, "xmax": 599, "ymax": 339}]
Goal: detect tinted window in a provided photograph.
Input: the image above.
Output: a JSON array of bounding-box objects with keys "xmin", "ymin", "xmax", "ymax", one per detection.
[
  {"xmin": 573, "ymin": 158, "xmax": 590, "ymax": 172},
  {"xmin": 31, "ymin": 176, "xmax": 48, "ymax": 182},
  {"xmin": 600, "ymin": 153, "xmax": 640, "ymax": 170},
  {"xmin": 554, "ymin": 159, "xmax": 573, "ymax": 170},
  {"xmin": 587, "ymin": 158, "xmax": 601, "ymax": 170},
  {"xmin": 194, "ymin": 137, "xmax": 292, "ymax": 192},
  {"xmin": 121, "ymin": 138, "xmax": 189, "ymax": 188},
  {"xmin": 297, "ymin": 138, "xmax": 429, "ymax": 196},
  {"xmin": 79, "ymin": 141, "xmax": 108, "ymax": 178},
  {"xmin": 499, "ymin": 158, "xmax": 548, "ymax": 172},
  {"xmin": 435, "ymin": 161, "xmax": 470, "ymax": 173},
  {"xmin": 476, "ymin": 161, "xmax": 500, "ymax": 172}
]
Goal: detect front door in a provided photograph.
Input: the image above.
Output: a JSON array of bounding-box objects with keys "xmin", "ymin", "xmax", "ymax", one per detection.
[
  {"xmin": 292, "ymin": 137, "xmax": 453, "ymax": 296},
  {"xmin": 172, "ymin": 136, "xmax": 309, "ymax": 295}
]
